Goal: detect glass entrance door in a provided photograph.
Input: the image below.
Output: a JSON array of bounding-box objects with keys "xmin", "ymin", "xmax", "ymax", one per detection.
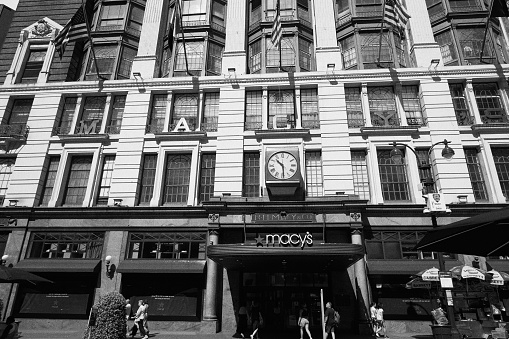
[{"xmin": 242, "ymin": 272, "xmax": 328, "ymax": 332}]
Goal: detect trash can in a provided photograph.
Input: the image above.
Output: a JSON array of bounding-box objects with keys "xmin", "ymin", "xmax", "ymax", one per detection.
[{"xmin": 431, "ymin": 325, "xmax": 452, "ymax": 339}]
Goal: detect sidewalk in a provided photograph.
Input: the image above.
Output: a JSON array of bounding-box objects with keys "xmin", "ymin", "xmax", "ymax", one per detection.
[{"xmin": 16, "ymin": 330, "xmax": 434, "ymax": 339}]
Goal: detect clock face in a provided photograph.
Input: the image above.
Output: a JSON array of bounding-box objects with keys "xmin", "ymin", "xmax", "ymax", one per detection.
[{"xmin": 267, "ymin": 152, "xmax": 298, "ymax": 180}]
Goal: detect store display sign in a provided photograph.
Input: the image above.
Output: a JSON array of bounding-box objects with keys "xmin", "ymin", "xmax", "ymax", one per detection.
[
  {"xmin": 252, "ymin": 213, "xmax": 315, "ymax": 223},
  {"xmin": 256, "ymin": 232, "xmax": 313, "ymax": 248},
  {"xmin": 19, "ymin": 293, "xmax": 89, "ymax": 315},
  {"xmin": 427, "ymin": 193, "xmax": 447, "ymax": 212}
]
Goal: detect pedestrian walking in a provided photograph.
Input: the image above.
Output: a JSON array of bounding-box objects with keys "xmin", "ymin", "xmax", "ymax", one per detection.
[
  {"xmin": 370, "ymin": 302, "xmax": 378, "ymax": 336},
  {"xmin": 298, "ymin": 303, "xmax": 312, "ymax": 339},
  {"xmin": 237, "ymin": 304, "xmax": 248, "ymax": 338},
  {"xmin": 375, "ymin": 302, "xmax": 388, "ymax": 338},
  {"xmin": 131, "ymin": 299, "xmax": 148, "ymax": 339},
  {"xmin": 142, "ymin": 301, "xmax": 149, "ymax": 335},
  {"xmin": 249, "ymin": 301, "xmax": 262, "ymax": 339},
  {"xmin": 324, "ymin": 302, "xmax": 336, "ymax": 339},
  {"xmin": 125, "ymin": 298, "xmax": 132, "ymax": 335}
]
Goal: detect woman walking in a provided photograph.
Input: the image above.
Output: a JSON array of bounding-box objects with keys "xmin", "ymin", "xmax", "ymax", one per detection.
[{"xmin": 298, "ymin": 303, "xmax": 312, "ymax": 339}]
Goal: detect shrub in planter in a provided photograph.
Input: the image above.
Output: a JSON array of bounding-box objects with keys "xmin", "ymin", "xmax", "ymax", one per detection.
[{"xmin": 84, "ymin": 292, "xmax": 126, "ymax": 339}]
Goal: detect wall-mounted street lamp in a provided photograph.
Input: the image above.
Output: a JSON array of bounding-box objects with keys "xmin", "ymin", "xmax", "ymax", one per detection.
[{"xmin": 105, "ymin": 255, "xmax": 114, "ymax": 279}]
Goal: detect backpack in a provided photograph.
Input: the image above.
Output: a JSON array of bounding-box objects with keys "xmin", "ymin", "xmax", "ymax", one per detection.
[{"xmin": 333, "ymin": 310, "xmax": 341, "ymax": 325}]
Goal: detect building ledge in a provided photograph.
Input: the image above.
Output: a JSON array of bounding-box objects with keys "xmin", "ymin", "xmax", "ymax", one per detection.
[
  {"xmin": 471, "ymin": 123, "xmax": 509, "ymax": 135},
  {"xmin": 360, "ymin": 126, "xmax": 419, "ymax": 137},
  {"xmin": 255, "ymin": 129, "xmax": 310, "ymax": 139},
  {"xmin": 53, "ymin": 133, "xmax": 110, "ymax": 143},
  {"xmin": 153, "ymin": 131, "xmax": 207, "ymax": 141}
]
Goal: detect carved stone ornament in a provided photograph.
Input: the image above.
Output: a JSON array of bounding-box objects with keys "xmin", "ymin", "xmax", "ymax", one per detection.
[
  {"xmin": 30, "ymin": 20, "xmax": 53, "ymax": 38},
  {"xmin": 349, "ymin": 212, "xmax": 361, "ymax": 222},
  {"xmin": 208, "ymin": 214, "xmax": 219, "ymax": 223}
]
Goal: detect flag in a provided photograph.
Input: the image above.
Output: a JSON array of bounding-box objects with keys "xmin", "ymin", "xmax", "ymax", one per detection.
[
  {"xmin": 490, "ymin": 0, "xmax": 509, "ymax": 17},
  {"xmin": 384, "ymin": 0, "xmax": 410, "ymax": 31},
  {"xmin": 271, "ymin": 0, "xmax": 282, "ymax": 47},
  {"xmin": 53, "ymin": 5, "xmax": 88, "ymax": 58}
]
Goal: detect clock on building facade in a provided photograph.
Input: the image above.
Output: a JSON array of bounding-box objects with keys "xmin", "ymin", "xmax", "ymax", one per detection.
[{"xmin": 265, "ymin": 149, "xmax": 302, "ymax": 196}]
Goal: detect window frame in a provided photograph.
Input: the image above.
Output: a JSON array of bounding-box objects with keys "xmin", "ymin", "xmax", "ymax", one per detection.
[{"xmin": 305, "ymin": 150, "xmax": 323, "ymax": 197}]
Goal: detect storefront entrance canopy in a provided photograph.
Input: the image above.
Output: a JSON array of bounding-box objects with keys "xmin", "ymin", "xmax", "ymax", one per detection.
[
  {"xmin": 207, "ymin": 243, "xmax": 364, "ymax": 271},
  {"xmin": 15, "ymin": 259, "xmax": 101, "ymax": 273},
  {"xmin": 415, "ymin": 207, "xmax": 509, "ymax": 256}
]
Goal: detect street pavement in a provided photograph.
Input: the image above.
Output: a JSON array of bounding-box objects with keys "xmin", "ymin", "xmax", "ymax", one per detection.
[{"xmin": 16, "ymin": 330, "xmax": 434, "ymax": 339}]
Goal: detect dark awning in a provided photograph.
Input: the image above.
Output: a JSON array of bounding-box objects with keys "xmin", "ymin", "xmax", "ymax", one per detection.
[
  {"xmin": 116, "ymin": 259, "xmax": 206, "ymax": 274},
  {"xmin": 416, "ymin": 207, "xmax": 509, "ymax": 256},
  {"xmin": 367, "ymin": 260, "xmax": 462, "ymax": 275},
  {"xmin": 207, "ymin": 243, "xmax": 364, "ymax": 271},
  {"xmin": 15, "ymin": 259, "xmax": 101, "ymax": 273}
]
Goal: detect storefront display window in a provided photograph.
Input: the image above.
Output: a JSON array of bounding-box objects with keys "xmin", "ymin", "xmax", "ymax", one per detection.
[
  {"xmin": 27, "ymin": 232, "xmax": 104, "ymax": 259},
  {"xmin": 127, "ymin": 232, "xmax": 207, "ymax": 259}
]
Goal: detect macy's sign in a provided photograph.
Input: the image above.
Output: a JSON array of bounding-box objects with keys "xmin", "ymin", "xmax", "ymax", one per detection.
[{"xmin": 256, "ymin": 232, "xmax": 313, "ymax": 248}]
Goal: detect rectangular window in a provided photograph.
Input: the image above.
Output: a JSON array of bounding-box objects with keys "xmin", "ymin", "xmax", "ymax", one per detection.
[
  {"xmin": 267, "ymin": 37, "xmax": 295, "ymax": 71},
  {"xmin": 345, "ymin": 87, "xmax": 363, "ymax": 127},
  {"xmin": 147, "ymin": 94, "xmax": 167, "ymax": 133},
  {"xmin": 163, "ymin": 154, "xmax": 192, "ymax": 204},
  {"xmin": 6, "ymin": 98, "xmax": 33, "ymax": 126},
  {"xmin": 298, "ymin": 38, "xmax": 313, "ymax": 71},
  {"xmin": 243, "ymin": 152, "xmax": 260, "ymax": 197},
  {"xmin": 118, "ymin": 46, "xmax": 137, "ymax": 79},
  {"xmin": 401, "ymin": 85, "xmax": 424, "ymax": 126},
  {"xmin": 305, "ymin": 151, "xmax": 323, "ymax": 197},
  {"xmin": 28, "ymin": 232, "xmax": 104, "ymax": 259},
  {"xmin": 368, "ymin": 87, "xmax": 398, "ymax": 127},
  {"xmin": 77, "ymin": 96, "xmax": 106, "ymax": 134},
  {"xmin": 202, "ymin": 92, "xmax": 219, "ymax": 132},
  {"xmin": 138, "ymin": 154, "xmax": 157, "ymax": 205},
  {"xmin": 377, "ymin": 149, "xmax": 410, "ymax": 201},
  {"xmin": 300, "ymin": 88, "xmax": 319, "ymax": 129},
  {"xmin": 245, "ymin": 91, "xmax": 263, "ymax": 130},
  {"xmin": 199, "ymin": 154, "xmax": 216, "ymax": 203},
  {"xmin": 63, "ymin": 156, "xmax": 93, "ymax": 206},
  {"xmin": 268, "ymin": 90, "xmax": 295, "ymax": 129},
  {"xmin": 96, "ymin": 155, "xmax": 115, "ymax": 205},
  {"xmin": 182, "ymin": 0, "xmax": 207, "ymax": 22},
  {"xmin": 106, "ymin": 95, "xmax": 126, "ymax": 134},
  {"xmin": 449, "ymin": 83, "xmax": 473, "ymax": 125},
  {"xmin": 99, "ymin": 3, "xmax": 127, "ymax": 29},
  {"xmin": 211, "ymin": 0, "xmax": 226, "ymax": 28},
  {"xmin": 206, "ymin": 42, "xmax": 224, "ymax": 76},
  {"xmin": 366, "ymin": 231, "xmax": 447, "ymax": 260},
  {"xmin": 127, "ymin": 232, "xmax": 207, "ymax": 259},
  {"xmin": 39, "ymin": 156, "xmax": 60, "ymax": 206},
  {"xmin": 0, "ymin": 158, "xmax": 15, "ymax": 205},
  {"xmin": 56, "ymin": 97, "xmax": 77, "ymax": 135},
  {"xmin": 340, "ymin": 35, "xmax": 357, "ymax": 69},
  {"xmin": 337, "ymin": 0, "xmax": 349, "ymax": 12},
  {"xmin": 361, "ymin": 33, "xmax": 391, "ymax": 66},
  {"xmin": 21, "ymin": 50, "xmax": 47, "ymax": 83},
  {"xmin": 351, "ymin": 151, "xmax": 370, "ymax": 201},
  {"xmin": 435, "ymin": 30, "xmax": 458, "ymax": 65},
  {"xmin": 473, "ymin": 83, "xmax": 507, "ymax": 123},
  {"xmin": 492, "ymin": 148, "xmax": 509, "ymax": 201},
  {"xmin": 249, "ymin": 40, "xmax": 262, "ymax": 74},
  {"xmin": 458, "ymin": 27, "xmax": 495, "ymax": 64},
  {"xmin": 87, "ymin": 45, "xmax": 118, "ymax": 80},
  {"xmin": 415, "ymin": 149, "xmax": 436, "ymax": 194},
  {"xmin": 174, "ymin": 41, "xmax": 204, "ymax": 76},
  {"xmin": 464, "ymin": 148, "xmax": 488, "ymax": 201},
  {"xmin": 127, "ymin": 5, "xmax": 145, "ymax": 33},
  {"xmin": 172, "ymin": 94, "xmax": 198, "ymax": 131}
]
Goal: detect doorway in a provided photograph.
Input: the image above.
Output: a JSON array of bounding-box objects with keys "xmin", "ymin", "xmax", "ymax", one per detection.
[{"xmin": 241, "ymin": 272, "xmax": 328, "ymax": 336}]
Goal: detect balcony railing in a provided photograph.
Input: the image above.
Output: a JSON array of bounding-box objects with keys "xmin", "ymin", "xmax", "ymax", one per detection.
[
  {"xmin": 455, "ymin": 111, "xmax": 475, "ymax": 126},
  {"xmin": 244, "ymin": 122, "xmax": 263, "ymax": 131},
  {"xmin": 200, "ymin": 121, "xmax": 218, "ymax": 132},
  {"xmin": 0, "ymin": 124, "xmax": 29, "ymax": 138}
]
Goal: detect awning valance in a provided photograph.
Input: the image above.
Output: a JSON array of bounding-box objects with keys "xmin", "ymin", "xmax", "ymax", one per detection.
[
  {"xmin": 15, "ymin": 259, "xmax": 101, "ymax": 273},
  {"xmin": 117, "ymin": 259, "xmax": 206, "ymax": 274},
  {"xmin": 367, "ymin": 260, "xmax": 462, "ymax": 275},
  {"xmin": 207, "ymin": 243, "xmax": 364, "ymax": 271}
]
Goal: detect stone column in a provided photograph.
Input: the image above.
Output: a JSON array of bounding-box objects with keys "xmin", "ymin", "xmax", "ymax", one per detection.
[
  {"xmin": 203, "ymin": 230, "xmax": 219, "ymax": 320},
  {"xmin": 406, "ymin": 0, "xmax": 442, "ymax": 68},
  {"xmin": 312, "ymin": 0, "xmax": 342, "ymax": 70},
  {"xmin": 351, "ymin": 228, "xmax": 371, "ymax": 334},
  {"xmin": 222, "ymin": 0, "xmax": 247, "ymax": 75},
  {"xmin": 131, "ymin": 0, "xmax": 166, "ymax": 78}
]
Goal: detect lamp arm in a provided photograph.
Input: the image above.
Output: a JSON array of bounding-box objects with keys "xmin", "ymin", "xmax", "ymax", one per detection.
[
  {"xmin": 391, "ymin": 142, "xmax": 423, "ymax": 166},
  {"xmin": 427, "ymin": 139, "xmax": 451, "ymax": 157}
]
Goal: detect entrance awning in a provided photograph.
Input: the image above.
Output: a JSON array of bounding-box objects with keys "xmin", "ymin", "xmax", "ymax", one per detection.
[
  {"xmin": 207, "ymin": 243, "xmax": 364, "ymax": 271},
  {"xmin": 117, "ymin": 259, "xmax": 206, "ymax": 274},
  {"xmin": 15, "ymin": 259, "xmax": 101, "ymax": 273}
]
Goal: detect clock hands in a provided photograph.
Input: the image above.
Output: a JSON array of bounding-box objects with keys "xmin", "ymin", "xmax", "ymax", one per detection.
[{"xmin": 276, "ymin": 159, "xmax": 285, "ymax": 178}]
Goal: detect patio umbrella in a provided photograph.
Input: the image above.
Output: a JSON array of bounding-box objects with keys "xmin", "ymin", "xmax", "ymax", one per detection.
[
  {"xmin": 449, "ymin": 265, "xmax": 487, "ymax": 280},
  {"xmin": 415, "ymin": 267, "xmax": 440, "ymax": 281},
  {"xmin": 0, "ymin": 265, "xmax": 53, "ymax": 284},
  {"xmin": 488, "ymin": 270, "xmax": 509, "ymax": 286},
  {"xmin": 415, "ymin": 207, "xmax": 509, "ymax": 256},
  {"xmin": 406, "ymin": 277, "xmax": 433, "ymax": 289}
]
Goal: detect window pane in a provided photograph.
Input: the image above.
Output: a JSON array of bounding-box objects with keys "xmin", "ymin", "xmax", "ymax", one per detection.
[
  {"xmin": 202, "ymin": 93, "xmax": 219, "ymax": 132},
  {"xmin": 465, "ymin": 148, "xmax": 488, "ymax": 201},
  {"xmin": 300, "ymin": 89, "xmax": 319, "ymax": 129},
  {"xmin": 492, "ymin": 148, "xmax": 509, "ymax": 201},
  {"xmin": 174, "ymin": 41, "xmax": 204, "ymax": 75},
  {"xmin": 245, "ymin": 91, "xmax": 262, "ymax": 130},
  {"xmin": 138, "ymin": 154, "xmax": 157, "ymax": 204},
  {"xmin": 63, "ymin": 156, "xmax": 93, "ymax": 206},
  {"xmin": 351, "ymin": 151, "xmax": 370, "ymax": 201},
  {"xmin": 340, "ymin": 35, "xmax": 357, "ymax": 69},
  {"xmin": 172, "ymin": 94, "xmax": 198, "ymax": 130},
  {"xmin": 368, "ymin": 86, "xmax": 398, "ymax": 127},
  {"xmin": 107, "ymin": 95, "xmax": 126, "ymax": 134},
  {"xmin": 118, "ymin": 46, "xmax": 137, "ymax": 79},
  {"xmin": 449, "ymin": 83, "xmax": 473, "ymax": 125},
  {"xmin": 268, "ymin": 90, "xmax": 295, "ymax": 129},
  {"xmin": 0, "ymin": 158, "xmax": 15, "ymax": 205},
  {"xmin": 57, "ymin": 97, "xmax": 77, "ymax": 134},
  {"xmin": 88, "ymin": 45, "xmax": 118, "ymax": 79},
  {"xmin": 401, "ymin": 85, "xmax": 423, "ymax": 126},
  {"xmin": 147, "ymin": 94, "xmax": 167, "ymax": 133},
  {"xmin": 78, "ymin": 96, "xmax": 106, "ymax": 134},
  {"xmin": 8, "ymin": 99, "xmax": 33, "ymax": 125},
  {"xmin": 243, "ymin": 153, "xmax": 260, "ymax": 197},
  {"xmin": 199, "ymin": 154, "xmax": 216, "ymax": 202},
  {"xmin": 206, "ymin": 42, "xmax": 223, "ymax": 75},
  {"xmin": 96, "ymin": 155, "xmax": 115, "ymax": 205},
  {"xmin": 435, "ymin": 30, "xmax": 458, "ymax": 65},
  {"xmin": 40, "ymin": 156, "xmax": 60, "ymax": 206},
  {"xmin": 305, "ymin": 151, "xmax": 322, "ymax": 197},
  {"xmin": 100, "ymin": 4, "xmax": 126, "ymax": 29},
  {"xmin": 249, "ymin": 40, "xmax": 262, "ymax": 74},
  {"xmin": 21, "ymin": 50, "xmax": 47, "ymax": 83},
  {"xmin": 128, "ymin": 5, "xmax": 145, "ymax": 32},
  {"xmin": 28, "ymin": 232, "xmax": 104, "ymax": 259},
  {"xmin": 377, "ymin": 149, "xmax": 410, "ymax": 201},
  {"xmin": 163, "ymin": 154, "xmax": 192, "ymax": 204},
  {"xmin": 267, "ymin": 37, "xmax": 295, "ymax": 71},
  {"xmin": 299, "ymin": 38, "xmax": 313, "ymax": 71},
  {"xmin": 473, "ymin": 83, "xmax": 507, "ymax": 123},
  {"xmin": 346, "ymin": 87, "xmax": 363, "ymax": 127}
]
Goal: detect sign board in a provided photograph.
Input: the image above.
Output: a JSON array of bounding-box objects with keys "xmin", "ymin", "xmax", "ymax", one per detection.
[
  {"xmin": 255, "ymin": 232, "xmax": 313, "ymax": 248},
  {"xmin": 440, "ymin": 272, "xmax": 454, "ymax": 288},
  {"xmin": 252, "ymin": 213, "xmax": 315, "ymax": 223},
  {"xmin": 427, "ymin": 193, "xmax": 448, "ymax": 212}
]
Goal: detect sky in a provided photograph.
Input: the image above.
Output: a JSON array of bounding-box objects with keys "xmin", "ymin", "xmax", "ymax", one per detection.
[{"xmin": 0, "ymin": 0, "xmax": 19, "ymax": 10}]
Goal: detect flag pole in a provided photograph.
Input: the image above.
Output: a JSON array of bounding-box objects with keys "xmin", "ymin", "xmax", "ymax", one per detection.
[
  {"xmin": 81, "ymin": 0, "xmax": 105, "ymax": 80},
  {"xmin": 377, "ymin": 0, "xmax": 387, "ymax": 66},
  {"xmin": 276, "ymin": 0, "xmax": 284, "ymax": 72},
  {"xmin": 480, "ymin": 0, "xmax": 495, "ymax": 62},
  {"xmin": 176, "ymin": 0, "xmax": 193, "ymax": 76}
]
